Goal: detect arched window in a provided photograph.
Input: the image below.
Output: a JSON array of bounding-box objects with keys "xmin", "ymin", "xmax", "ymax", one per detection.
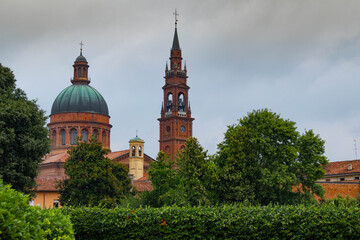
[
  {"xmin": 77, "ymin": 68, "xmax": 81, "ymax": 77},
  {"xmin": 166, "ymin": 93, "xmax": 173, "ymax": 112},
  {"xmin": 52, "ymin": 130, "xmax": 56, "ymax": 145},
  {"xmin": 102, "ymin": 131, "xmax": 106, "ymax": 146},
  {"xmin": 165, "ymin": 145, "xmax": 170, "ymax": 154},
  {"xmin": 180, "ymin": 145, "xmax": 185, "ymax": 150},
  {"xmin": 70, "ymin": 129, "xmax": 77, "ymax": 145},
  {"xmin": 81, "ymin": 129, "xmax": 88, "ymax": 142},
  {"xmin": 178, "ymin": 93, "xmax": 185, "ymax": 112},
  {"xmin": 138, "ymin": 146, "xmax": 142, "ymax": 156},
  {"xmin": 132, "ymin": 146, "xmax": 136, "ymax": 156},
  {"xmin": 60, "ymin": 129, "xmax": 65, "ymax": 145},
  {"xmin": 92, "ymin": 129, "xmax": 99, "ymax": 140}
]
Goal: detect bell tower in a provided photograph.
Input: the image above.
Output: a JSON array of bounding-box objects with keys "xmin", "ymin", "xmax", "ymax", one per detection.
[{"xmin": 158, "ymin": 11, "xmax": 194, "ymax": 160}]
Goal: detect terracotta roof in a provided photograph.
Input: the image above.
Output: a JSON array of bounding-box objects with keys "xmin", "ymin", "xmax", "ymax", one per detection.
[
  {"xmin": 324, "ymin": 160, "xmax": 360, "ymax": 176},
  {"xmin": 137, "ymin": 173, "xmax": 149, "ymax": 181},
  {"xmin": 133, "ymin": 179, "xmax": 153, "ymax": 192},
  {"xmin": 107, "ymin": 150, "xmax": 129, "ymax": 160},
  {"xmin": 36, "ymin": 177, "xmax": 65, "ymax": 191},
  {"xmin": 42, "ymin": 152, "xmax": 69, "ymax": 164}
]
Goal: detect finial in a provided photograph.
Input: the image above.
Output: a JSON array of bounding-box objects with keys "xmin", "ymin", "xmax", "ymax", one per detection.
[
  {"xmin": 79, "ymin": 41, "xmax": 84, "ymax": 56},
  {"xmin": 184, "ymin": 61, "xmax": 187, "ymax": 71},
  {"xmin": 173, "ymin": 9, "xmax": 179, "ymax": 28},
  {"xmin": 166, "ymin": 61, "xmax": 168, "ymax": 71},
  {"xmin": 136, "ymin": 130, "xmax": 138, "ymax": 138}
]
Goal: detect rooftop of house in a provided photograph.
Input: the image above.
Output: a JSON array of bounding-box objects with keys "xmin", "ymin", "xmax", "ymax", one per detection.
[{"xmin": 324, "ymin": 159, "xmax": 360, "ymax": 176}]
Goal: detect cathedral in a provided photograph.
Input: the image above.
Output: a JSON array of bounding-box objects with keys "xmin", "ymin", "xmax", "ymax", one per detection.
[{"xmin": 34, "ymin": 18, "xmax": 193, "ymax": 208}]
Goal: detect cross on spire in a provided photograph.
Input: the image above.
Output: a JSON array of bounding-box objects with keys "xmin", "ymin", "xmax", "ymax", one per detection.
[
  {"xmin": 173, "ymin": 9, "xmax": 179, "ymax": 28},
  {"xmin": 79, "ymin": 41, "xmax": 84, "ymax": 55}
]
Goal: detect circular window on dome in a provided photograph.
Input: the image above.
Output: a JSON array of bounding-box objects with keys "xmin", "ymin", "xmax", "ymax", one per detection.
[{"xmin": 166, "ymin": 126, "xmax": 170, "ymax": 133}]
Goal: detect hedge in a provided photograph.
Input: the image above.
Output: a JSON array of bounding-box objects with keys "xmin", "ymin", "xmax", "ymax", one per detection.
[
  {"xmin": 64, "ymin": 204, "xmax": 360, "ymax": 239},
  {"xmin": 0, "ymin": 181, "xmax": 74, "ymax": 239}
]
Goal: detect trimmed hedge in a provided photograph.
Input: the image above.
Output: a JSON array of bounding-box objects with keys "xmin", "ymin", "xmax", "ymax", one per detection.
[
  {"xmin": 65, "ymin": 205, "xmax": 360, "ymax": 239},
  {"xmin": 0, "ymin": 181, "xmax": 74, "ymax": 239}
]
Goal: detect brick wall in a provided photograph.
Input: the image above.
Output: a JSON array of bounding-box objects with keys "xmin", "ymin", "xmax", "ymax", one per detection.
[{"xmin": 320, "ymin": 182, "xmax": 360, "ymax": 199}]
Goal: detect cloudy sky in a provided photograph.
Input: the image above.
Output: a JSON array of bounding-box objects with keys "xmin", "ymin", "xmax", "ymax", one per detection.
[{"xmin": 1, "ymin": 0, "xmax": 360, "ymax": 161}]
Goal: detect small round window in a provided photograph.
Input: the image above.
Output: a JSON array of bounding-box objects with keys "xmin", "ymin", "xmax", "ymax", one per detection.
[
  {"xmin": 180, "ymin": 125, "xmax": 186, "ymax": 133},
  {"xmin": 166, "ymin": 126, "xmax": 171, "ymax": 132}
]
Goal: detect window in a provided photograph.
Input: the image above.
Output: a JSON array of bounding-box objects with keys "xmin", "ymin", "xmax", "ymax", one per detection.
[
  {"xmin": 166, "ymin": 93, "xmax": 173, "ymax": 112},
  {"xmin": 53, "ymin": 200, "xmax": 59, "ymax": 208},
  {"xmin": 326, "ymin": 179, "xmax": 330, "ymax": 182},
  {"xmin": 340, "ymin": 177, "xmax": 345, "ymax": 181},
  {"xmin": 102, "ymin": 131, "xmax": 106, "ymax": 146},
  {"xmin": 138, "ymin": 146, "xmax": 142, "ymax": 156},
  {"xmin": 178, "ymin": 93, "xmax": 185, "ymax": 112},
  {"xmin": 60, "ymin": 129, "xmax": 66, "ymax": 145},
  {"xmin": 355, "ymin": 177, "xmax": 359, "ymax": 180},
  {"xmin": 93, "ymin": 129, "xmax": 99, "ymax": 140},
  {"xmin": 70, "ymin": 129, "xmax": 77, "ymax": 145},
  {"xmin": 78, "ymin": 67, "xmax": 81, "ymax": 77},
  {"xmin": 165, "ymin": 145, "xmax": 170, "ymax": 154},
  {"xmin": 83, "ymin": 67, "xmax": 86, "ymax": 77},
  {"xmin": 52, "ymin": 130, "xmax": 56, "ymax": 145},
  {"xmin": 81, "ymin": 129, "xmax": 88, "ymax": 142},
  {"xmin": 132, "ymin": 146, "xmax": 136, "ymax": 156}
]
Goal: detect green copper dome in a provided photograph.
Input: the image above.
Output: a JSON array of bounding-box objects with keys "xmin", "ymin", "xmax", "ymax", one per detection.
[
  {"xmin": 51, "ymin": 84, "xmax": 109, "ymax": 116},
  {"xmin": 75, "ymin": 55, "xmax": 87, "ymax": 62}
]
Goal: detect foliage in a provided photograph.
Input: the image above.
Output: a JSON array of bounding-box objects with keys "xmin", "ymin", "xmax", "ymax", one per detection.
[
  {"xmin": 174, "ymin": 137, "xmax": 213, "ymax": 206},
  {"xmin": 0, "ymin": 180, "xmax": 74, "ymax": 239},
  {"xmin": 57, "ymin": 137, "xmax": 132, "ymax": 207},
  {"xmin": 322, "ymin": 194, "xmax": 360, "ymax": 207},
  {"xmin": 143, "ymin": 138, "xmax": 214, "ymax": 207},
  {"xmin": 0, "ymin": 63, "xmax": 49, "ymax": 195},
  {"xmin": 64, "ymin": 204, "xmax": 360, "ymax": 239},
  {"xmin": 142, "ymin": 151, "xmax": 179, "ymax": 207},
  {"xmin": 215, "ymin": 109, "xmax": 328, "ymax": 205}
]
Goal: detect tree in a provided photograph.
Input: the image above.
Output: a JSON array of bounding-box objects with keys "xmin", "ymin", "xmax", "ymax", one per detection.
[
  {"xmin": 144, "ymin": 138, "xmax": 216, "ymax": 207},
  {"xmin": 175, "ymin": 137, "xmax": 213, "ymax": 206},
  {"xmin": 58, "ymin": 137, "xmax": 131, "ymax": 207},
  {"xmin": 0, "ymin": 63, "xmax": 49, "ymax": 195},
  {"xmin": 142, "ymin": 151, "xmax": 180, "ymax": 207},
  {"xmin": 215, "ymin": 109, "xmax": 328, "ymax": 205}
]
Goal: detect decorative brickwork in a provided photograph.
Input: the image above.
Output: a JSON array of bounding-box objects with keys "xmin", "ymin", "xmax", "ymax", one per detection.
[{"xmin": 158, "ymin": 22, "xmax": 194, "ymax": 160}]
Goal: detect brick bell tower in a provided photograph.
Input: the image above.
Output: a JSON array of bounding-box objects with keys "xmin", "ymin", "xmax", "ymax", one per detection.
[{"xmin": 158, "ymin": 11, "xmax": 194, "ymax": 160}]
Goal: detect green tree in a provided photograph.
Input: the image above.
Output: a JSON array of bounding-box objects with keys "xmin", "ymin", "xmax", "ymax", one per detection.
[
  {"xmin": 215, "ymin": 109, "xmax": 328, "ymax": 205},
  {"xmin": 175, "ymin": 137, "xmax": 213, "ymax": 206},
  {"xmin": 144, "ymin": 138, "xmax": 216, "ymax": 207},
  {"xmin": 142, "ymin": 151, "xmax": 179, "ymax": 207},
  {"xmin": 58, "ymin": 137, "xmax": 131, "ymax": 207},
  {"xmin": 0, "ymin": 63, "xmax": 49, "ymax": 195},
  {"xmin": 0, "ymin": 180, "xmax": 74, "ymax": 239}
]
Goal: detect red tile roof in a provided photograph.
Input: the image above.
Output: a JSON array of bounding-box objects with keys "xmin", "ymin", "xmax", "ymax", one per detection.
[
  {"xmin": 42, "ymin": 152, "xmax": 69, "ymax": 164},
  {"xmin": 107, "ymin": 150, "xmax": 129, "ymax": 160},
  {"xmin": 133, "ymin": 179, "xmax": 153, "ymax": 192},
  {"xmin": 324, "ymin": 160, "xmax": 360, "ymax": 176}
]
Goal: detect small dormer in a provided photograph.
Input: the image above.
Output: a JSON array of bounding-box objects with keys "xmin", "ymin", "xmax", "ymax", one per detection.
[{"xmin": 347, "ymin": 163, "xmax": 353, "ymax": 171}]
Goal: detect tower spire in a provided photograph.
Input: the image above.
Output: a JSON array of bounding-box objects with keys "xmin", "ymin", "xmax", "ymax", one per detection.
[
  {"xmin": 171, "ymin": 9, "xmax": 180, "ymax": 50},
  {"xmin": 79, "ymin": 41, "xmax": 84, "ymax": 56}
]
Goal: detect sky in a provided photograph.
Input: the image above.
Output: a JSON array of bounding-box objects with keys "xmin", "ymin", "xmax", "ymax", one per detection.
[{"xmin": 1, "ymin": 0, "xmax": 360, "ymax": 162}]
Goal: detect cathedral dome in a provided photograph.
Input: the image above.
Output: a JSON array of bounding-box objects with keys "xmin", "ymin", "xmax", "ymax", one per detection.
[{"xmin": 51, "ymin": 84, "xmax": 109, "ymax": 116}]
